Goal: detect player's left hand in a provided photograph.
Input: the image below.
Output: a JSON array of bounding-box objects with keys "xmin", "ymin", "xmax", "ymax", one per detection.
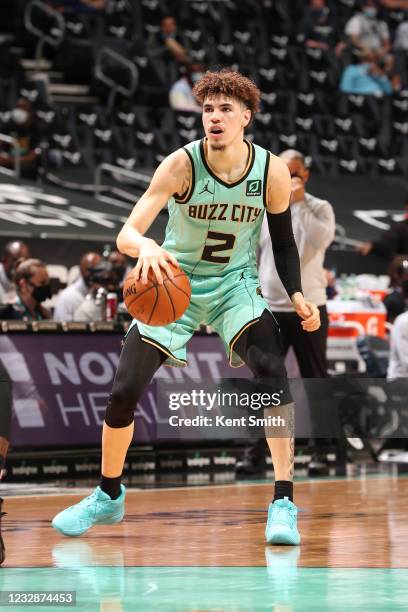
[{"xmin": 291, "ymin": 295, "xmax": 321, "ymax": 332}]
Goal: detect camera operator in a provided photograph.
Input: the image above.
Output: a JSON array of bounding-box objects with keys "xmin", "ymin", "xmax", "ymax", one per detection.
[{"xmin": 73, "ymin": 260, "xmax": 122, "ymax": 322}]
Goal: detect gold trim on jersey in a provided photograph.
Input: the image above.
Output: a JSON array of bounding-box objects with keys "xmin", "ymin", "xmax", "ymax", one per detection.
[
  {"xmin": 201, "ymin": 138, "xmax": 255, "ymax": 189},
  {"xmin": 140, "ymin": 336, "xmax": 187, "ymax": 367},
  {"xmin": 174, "ymin": 147, "xmax": 195, "ymax": 204},
  {"xmin": 228, "ymin": 317, "xmax": 260, "ymax": 368}
]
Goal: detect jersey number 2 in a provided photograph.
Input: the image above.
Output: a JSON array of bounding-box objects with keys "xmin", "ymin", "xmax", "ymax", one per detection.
[{"xmin": 201, "ymin": 231, "xmax": 236, "ymax": 264}]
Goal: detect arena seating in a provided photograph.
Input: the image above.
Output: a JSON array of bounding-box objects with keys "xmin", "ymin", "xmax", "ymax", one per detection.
[{"xmin": 0, "ymin": 0, "xmax": 407, "ymax": 180}]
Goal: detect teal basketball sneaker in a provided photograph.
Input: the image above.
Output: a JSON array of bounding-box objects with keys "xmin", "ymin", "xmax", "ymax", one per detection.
[
  {"xmin": 52, "ymin": 485, "xmax": 126, "ymax": 537},
  {"xmin": 265, "ymin": 496, "xmax": 300, "ymax": 545}
]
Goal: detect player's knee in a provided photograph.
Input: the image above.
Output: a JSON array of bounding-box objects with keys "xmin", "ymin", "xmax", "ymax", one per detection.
[
  {"xmin": 105, "ymin": 382, "xmax": 140, "ymax": 428},
  {"xmin": 247, "ymin": 345, "xmax": 286, "ymax": 378}
]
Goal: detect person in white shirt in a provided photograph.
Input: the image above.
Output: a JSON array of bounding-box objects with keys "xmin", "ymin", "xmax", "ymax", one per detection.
[
  {"xmin": 344, "ymin": 0, "xmax": 393, "ymax": 71},
  {"xmin": 387, "ymin": 311, "xmax": 408, "ymax": 379},
  {"xmin": 53, "ymin": 252, "xmax": 102, "ymax": 321},
  {"xmin": 169, "ymin": 63, "xmax": 203, "ymax": 113},
  {"xmin": 258, "ymin": 149, "xmax": 335, "ymax": 374},
  {"xmin": 0, "ymin": 241, "xmax": 30, "ymax": 304},
  {"xmin": 394, "ymin": 20, "xmax": 408, "ymax": 51}
]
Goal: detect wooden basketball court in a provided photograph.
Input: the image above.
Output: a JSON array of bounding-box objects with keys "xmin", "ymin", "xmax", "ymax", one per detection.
[{"xmin": 1, "ymin": 473, "xmax": 408, "ymax": 610}]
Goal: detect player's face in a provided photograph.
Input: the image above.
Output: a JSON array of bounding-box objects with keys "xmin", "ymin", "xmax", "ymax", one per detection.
[{"xmin": 202, "ymin": 96, "xmax": 251, "ymax": 150}]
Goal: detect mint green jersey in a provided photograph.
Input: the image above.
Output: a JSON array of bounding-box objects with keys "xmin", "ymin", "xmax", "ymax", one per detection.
[{"xmin": 162, "ymin": 138, "xmax": 271, "ymax": 276}]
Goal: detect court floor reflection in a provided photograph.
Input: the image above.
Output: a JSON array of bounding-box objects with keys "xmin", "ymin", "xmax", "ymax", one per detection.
[{"xmin": 1, "ymin": 554, "xmax": 408, "ymax": 612}]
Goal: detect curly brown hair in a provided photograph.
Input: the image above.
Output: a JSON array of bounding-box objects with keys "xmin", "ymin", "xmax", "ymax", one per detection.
[{"xmin": 192, "ymin": 69, "xmax": 261, "ymax": 114}]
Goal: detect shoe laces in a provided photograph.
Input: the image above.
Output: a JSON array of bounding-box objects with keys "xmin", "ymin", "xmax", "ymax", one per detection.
[
  {"xmin": 271, "ymin": 503, "xmax": 296, "ymax": 528},
  {"xmin": 66, "ymin": 490, "xmax": 99, "ymax": 513}
]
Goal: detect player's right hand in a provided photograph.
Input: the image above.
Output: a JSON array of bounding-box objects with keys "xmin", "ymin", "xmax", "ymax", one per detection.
[{"xmin": 134, "ymin": 237, "xmax": 179, "ymax": 285}]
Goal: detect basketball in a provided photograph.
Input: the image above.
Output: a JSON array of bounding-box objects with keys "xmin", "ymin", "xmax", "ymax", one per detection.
[{"xmin": 123, "ymin": 262, "xmax": 191, "ymax": 326}]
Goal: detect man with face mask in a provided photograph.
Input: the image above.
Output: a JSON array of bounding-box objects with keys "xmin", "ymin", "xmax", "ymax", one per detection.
[
  {"xmin": 169, "ymin": 63, "xmax": 204, "ymax": 113},
  {"xmin": 108, "ymin": 250, "xmax": 128, "ymax": 286},
  {"xmin": 344, "ymin": 0, "xmax": 393, "ymax": 70},
  {"xmin": 73, "ymin": 259, "xmax": 122, "ymax": 322},
  {"xmin": 0, "ymin": 98, "xmax": 39, "ymax": 180},
  {"xmin": 53, "ymin": 252, "xmax": 102, "ymax": 321},
  {"xmin": 0, "ymin": 240, "xmax": 31, "ymax": 303},
  {"xmin": 0, "ymin": 258, "xmax": 51, "ymax": 320},
  {"xmin": 303, "ymin": 0, "xmax": 338, "ymax": 52}
]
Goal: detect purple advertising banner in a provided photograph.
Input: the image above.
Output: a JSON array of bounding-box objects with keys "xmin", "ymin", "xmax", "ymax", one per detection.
[{"xmin": 0, "ymin": 333, "xmax": 259, "ymax": 448}]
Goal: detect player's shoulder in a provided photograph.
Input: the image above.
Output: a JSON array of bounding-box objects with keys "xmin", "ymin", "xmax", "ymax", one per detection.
[
  {"xmin": 163, "ymin": 139, "xmax": 201, "ymax": 165},
  {"xmin": 159, "ymin": 146, "xmax": 194, "ymax": 176}
]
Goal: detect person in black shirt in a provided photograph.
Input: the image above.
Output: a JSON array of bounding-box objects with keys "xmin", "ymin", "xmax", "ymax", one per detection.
[
  {"xmin": 303, "ymin": 0, "xmax": 338, "ymax": 51},
  {"xmin": 0, "ymin": 259, "xmax": 51, "ymax": 321},
  {"xmin": 358, "ymin": 209, "xmax": 408, "ymax": 260}
]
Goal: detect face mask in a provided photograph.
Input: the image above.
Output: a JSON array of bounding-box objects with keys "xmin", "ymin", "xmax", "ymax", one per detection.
[
  {"xmin": 401, "ymin": 279, "xmax": 408, "ymax": 298},
  {"xmin": 191, "ymin": 72, "xmax": 203, "ymax": 83},
  {"xmin": 83, "ymin": 274, "xmax": 93, "ymax": 287},
  {"xmin": 112, "ymin": 266, "xmax": 126, "ymax": 279},
  {"xmin": 12, "ymin": 108, "xmax": 29, "ymax": 125},
  {"xmin": 31, "ymin": 283, "xmax": 52, "ymax": 303},
  {"xmin": 363, "ymin": 7, "xmax": 377, "ymax": 18}
]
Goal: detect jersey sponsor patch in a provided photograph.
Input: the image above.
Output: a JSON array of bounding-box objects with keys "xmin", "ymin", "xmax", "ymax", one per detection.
[{"xmin": 246, "ymin": 179, "xmax": 262, "ymax": 196}]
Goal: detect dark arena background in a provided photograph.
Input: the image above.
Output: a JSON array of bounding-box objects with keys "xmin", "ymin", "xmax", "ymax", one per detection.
[{"xmin": 0, "ymin": 0, "xmax": 408, "ymax": 610}]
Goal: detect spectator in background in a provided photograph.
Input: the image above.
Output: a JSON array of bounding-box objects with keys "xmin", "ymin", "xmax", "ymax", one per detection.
[
  {"xmin": 383, "ymin": 257, "xmax": 408, "ymax": 322},
  {"xmin": 394, "ymin": 18, "xmax": 408, "ymax": 86},
  {"xmin": 74, "ymin": 259, "xmax": 122, "ymax": 321},
  {"xmin": 169, "ymin": 63, "xmax": 204, "ymax": 113},
  {"xmin": 303, "ymin": 0, "xmax": 338, "ymax": 52},
  {"xmin": 0, "ymin": 241, "xmax": 30, "ymax": 304},
  {"xmin": 147, "ymin": 16, "xmax": 189, "ymax": 66},
  {"xmin": 358, "ymin": 202, "xmax": 408, "ymax": 259},
  {"xmin": 53, "ymin": 251, "xmax": 102, "ymax": 321},
  {"xmin": 344, "ymin": 0, "xmax": 394, "ymax": 71},
  {"xmin": 0, "ymin": 259, "xmax": 51, "ymax": 320},
  {"xmin": 394, "ymin": 19, "xmax": 408, "ymax": 51},
  {"xmin": 108, "ymin": 251, "xmax": 128, "ymax": 286},
  {"xmin": 0, "ymin": 99, "xmax": 40, "ymax": 180},
  {"xmin": 340, "ymin": 53, "xmax": 394, "ymax": 94},
  {"xmin": 387, "ymin": 310, "xmax": 408, "ymax": 379}
]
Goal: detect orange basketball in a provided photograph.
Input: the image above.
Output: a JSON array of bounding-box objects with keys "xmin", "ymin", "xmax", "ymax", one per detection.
[{"xmin": 123, "ymin": 262, "xmax": 191, "ymax": 326}]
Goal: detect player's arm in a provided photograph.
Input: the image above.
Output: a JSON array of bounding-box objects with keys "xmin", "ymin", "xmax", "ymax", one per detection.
[
  {"xmin": 266, "ymin": 154, "xmax": 320, "ymax": 332},
  {"xmin": 116, "ymin": 149, "xmax": 191, "ymax": 284}
]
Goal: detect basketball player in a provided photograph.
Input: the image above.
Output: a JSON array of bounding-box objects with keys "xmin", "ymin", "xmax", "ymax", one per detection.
[
  {"xmin": 52, "ymin": 70, "xmax": 320, "ymax": 545},
  {"xmin": 0, "ymin": 360, "xmax": 12, "ymax": 564}
]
